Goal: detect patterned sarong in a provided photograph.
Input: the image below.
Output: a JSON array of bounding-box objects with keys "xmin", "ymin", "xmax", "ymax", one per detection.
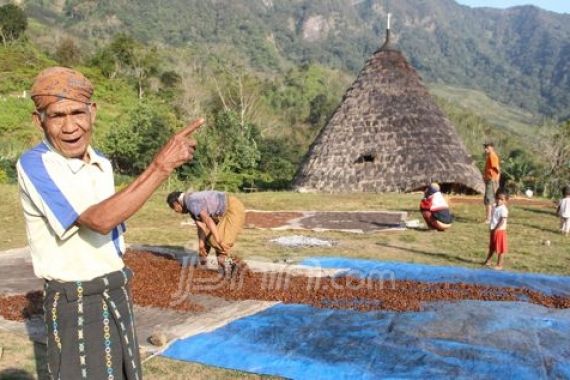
[{"xmin": 43, "ymin": 268, "xmax": 141, "ymax": 380}]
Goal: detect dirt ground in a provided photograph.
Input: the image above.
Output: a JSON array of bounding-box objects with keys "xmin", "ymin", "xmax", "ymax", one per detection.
[
  {"xmin": 2, "ymin": 250, "xmax": 568, "ymax": 322},
  {"xmin": 245, "ymin": 211, "xmax": 304, "ymax": 229}
]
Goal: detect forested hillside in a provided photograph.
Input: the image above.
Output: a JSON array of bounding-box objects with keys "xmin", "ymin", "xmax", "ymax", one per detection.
[
  {"xmin": 1, "ymin": 1, "xmax": 568, "ymax": 195},
  {"xmin": 15, "ymin": 0, "xmax": 570, "ymax": 120}
]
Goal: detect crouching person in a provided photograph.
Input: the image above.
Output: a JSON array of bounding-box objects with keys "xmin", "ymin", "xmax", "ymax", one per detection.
[
  {"xmin": 419, "ymin": 183, "xmax": 453, "ymax": 231},
  {"xmin": 167, "ymin": 190, "xmax": 245, "ymax": 274}
]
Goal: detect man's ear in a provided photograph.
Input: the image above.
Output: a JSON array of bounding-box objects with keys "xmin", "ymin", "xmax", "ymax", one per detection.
[
  {"xmin": 32, "ymin": 111, "xmax": 45, "ymax": 133},
  {"xmin": 89, "ymin": 102, "xmax": 97, "ymax": 124}
]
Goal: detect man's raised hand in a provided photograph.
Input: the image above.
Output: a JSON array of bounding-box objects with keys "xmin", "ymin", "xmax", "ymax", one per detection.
[{"xmin": 153, "ymin": 118, "xmax": 205, "ymax": 173}]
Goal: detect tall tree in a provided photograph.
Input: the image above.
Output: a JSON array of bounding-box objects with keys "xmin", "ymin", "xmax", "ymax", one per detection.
[
  {"xmin": 501, "ymin": 150, "xmax": 536, "ymax": 195},
  {"xmin": 210, "ymin": 65, "xmax": 262, "ymax": 127},
  {"xmin": 91, "ymin": 34, "xmax": 136, "ymax": 79},
  {"xmin": 539, "ymin": 121, "xmax": 570, "ymax": 197},
  {"xmin": 102, "ymin": 101, "xmax": 177, "ymax": 175},
  {"xmin": 183, "ymin": 110, "xmax": 260, "ymax": 190},
  {"xmin": 0, "ymin": 4, "xmax": 27, "ymax": 47},
  {"xmin": 91, "ymin": 34, "xmax": 159, "ymax": 98},
  {"xmin": 55, "ymin": 38, "xmax": 82, "ymax": 66},
  {"xmin": 130, "ymin": 46, "xmax": 159, "ymax": 99}
]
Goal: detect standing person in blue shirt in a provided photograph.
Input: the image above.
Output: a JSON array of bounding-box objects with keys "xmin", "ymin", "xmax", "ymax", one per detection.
[
  {"xmin": 166, "ymin": 190, "xmax": 246, "ymax": 273},
  {"xmin": 17, "ymin": 66, "xmax": 204, "ymax": 379}
]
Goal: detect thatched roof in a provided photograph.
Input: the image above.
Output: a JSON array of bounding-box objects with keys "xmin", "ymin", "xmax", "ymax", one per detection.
[{"xmin": 294, "ymin": 29, "xmax": 484, "ymax": 194}]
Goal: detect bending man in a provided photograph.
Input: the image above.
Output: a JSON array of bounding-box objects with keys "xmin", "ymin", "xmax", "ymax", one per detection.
[{"xmin": 167, "ymin": 190, "xmax": 245, "ymax": 273}]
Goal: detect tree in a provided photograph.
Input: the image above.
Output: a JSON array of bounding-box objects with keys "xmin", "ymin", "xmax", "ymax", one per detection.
[
  {"xmin": 181, "ymin": 110, "xmax": 260, "ymax": 191},
  {"xmin": 501, "ymin": 150, "xmax": 536, "ymax": 195},
  {"xmin": 55, "ymin": 38, "xmax": 82, "ymax": 66},
  {"xmin": 538, "ymin": 121, "xmax": 570, "ymax": 197},
  {"xmin": 91, "ymin": 34, "xmax": 159, "ymax": 98},
  {"xmin": 91, "ymin": 34, "xmax": 136, "ymax": 79},
  {"xmin": 102, "ymin": 101, "xmax": 177, "ymax": 175},
  {"xmin": 130, "ymin": 46, "xmax": 159, "ymax": 99},
  {"xmin": 0, "ymin": 4, "xmax": 27, "ymax": 47},
  {"xmin": 160, "ymin": 70, "xmax": 182, "ymax": 89},
  {"xmin": 209, "ymin": 65, "xmax": 262, "ymax": 127},
  {"xmin": 108, "ymin": 33, "xmax": 137, "ymax": 70},
  {"xmin": 307, "ymin": 93, "xmax": 337, "ymax": 129},
  {"xmin": 256, "ymin": 137, "xmax": 298, "ymax": 189}
]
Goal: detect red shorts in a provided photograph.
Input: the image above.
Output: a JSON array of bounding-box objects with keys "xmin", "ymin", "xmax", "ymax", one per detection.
[{"xmin": 489, "ymin": 230, "xmax": 508, "ymax": 254}]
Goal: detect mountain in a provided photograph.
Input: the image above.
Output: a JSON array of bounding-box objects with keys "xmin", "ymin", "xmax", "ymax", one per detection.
[{"xmin": 5, "ymin": 0, "xmax": 570, "ymax": 121}]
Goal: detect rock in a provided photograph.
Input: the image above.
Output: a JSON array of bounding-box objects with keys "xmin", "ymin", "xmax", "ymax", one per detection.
[
  {"xmin": 543, "ymin": 240, "xmax": 551, "ymax": 247},
  {"xmin": 405, "ymin": 219, "xmax": 421, "ymax": 228},
  {"xmin": 148, "ymin": 332, "xmax": 167, "ymax": 347}
]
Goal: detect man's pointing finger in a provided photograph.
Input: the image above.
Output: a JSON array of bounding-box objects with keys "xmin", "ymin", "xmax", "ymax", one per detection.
[{"xmin": 177, "ymin": 118, "xmax": 205, "ymax": 137}]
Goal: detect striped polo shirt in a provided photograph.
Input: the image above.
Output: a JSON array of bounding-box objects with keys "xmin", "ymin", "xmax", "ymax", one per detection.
[{"xmin": 17, "ymin": 141, "xmax": 125, "ymax": 282}]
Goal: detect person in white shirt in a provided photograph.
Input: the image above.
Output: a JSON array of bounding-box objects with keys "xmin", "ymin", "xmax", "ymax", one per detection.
[
  {"xmin": 557, "ymin": 186, "xmax": 570, "ymax": 236},
  {"xmin": 17, "ymin": 66, "xmax": 204, "ymax": 379},
  {"xmin": 483, "ymin": 192, "xmax": 509, "ymax": 270}
]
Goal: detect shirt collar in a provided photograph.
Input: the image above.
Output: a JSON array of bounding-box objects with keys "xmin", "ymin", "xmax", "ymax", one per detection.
[{"xmin": 43, "ymin": 140, "xmax": 105, "ymax": 174}]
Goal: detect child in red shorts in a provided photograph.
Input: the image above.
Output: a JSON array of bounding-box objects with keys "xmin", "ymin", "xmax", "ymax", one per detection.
[{"xmin": 483, "ymin": 192, "xmax": 509, "ymax": 270}]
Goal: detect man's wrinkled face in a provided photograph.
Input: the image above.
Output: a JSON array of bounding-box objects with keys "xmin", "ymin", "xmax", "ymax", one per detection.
[{"xmin": 34, "ymin": 99, "xmax": 96, "ymax": 161}]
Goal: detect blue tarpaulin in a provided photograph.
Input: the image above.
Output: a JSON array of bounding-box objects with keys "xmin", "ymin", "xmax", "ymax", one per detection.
[
  {"xmin": 162, "ymin": 258, "xmax": 570, "ymax": 379},
  {"xmin": 301, "ymin": 257, "xmax": 570, "ymax": 296}
]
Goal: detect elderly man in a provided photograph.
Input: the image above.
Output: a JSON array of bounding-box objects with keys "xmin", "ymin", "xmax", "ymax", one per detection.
[{"xmin": 17, "ymin": 67, "xmax": 204, "ymax": 379}]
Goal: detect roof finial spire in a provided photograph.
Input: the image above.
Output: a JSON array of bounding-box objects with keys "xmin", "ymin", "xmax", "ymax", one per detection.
[
  {"xmin": 380, "ymin": 12, "xmax": 392, "ymax": 50},
  {"xmin": 386, "ymin": 12, "xmax": 391, "ymax": 43}
]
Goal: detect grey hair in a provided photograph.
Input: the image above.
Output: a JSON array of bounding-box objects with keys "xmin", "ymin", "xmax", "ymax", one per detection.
[{"xmin": 36, "ymin": 110, "xmax": 47, "ymax": 123}]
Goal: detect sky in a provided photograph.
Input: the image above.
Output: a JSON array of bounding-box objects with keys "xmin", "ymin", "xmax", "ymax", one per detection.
[{"xmin": 454, "ymin": 0, "xmax": 570, "ymax": 14}]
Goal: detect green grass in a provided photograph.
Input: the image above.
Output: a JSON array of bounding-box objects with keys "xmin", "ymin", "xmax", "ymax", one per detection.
[
  {"xmin": 0, "ymin": 331, "xmax": 48, "ymax": 379},
  {"xmin": 1, "ymin": 184, "xmax": 569, "ymax": 378},
  {"xmin": 0, "ymin": 331, "xmax": 273, "ymax": 379},
  {"xmin": 124, "ymin": 187, "xmax": 569, "ymax": 275},
  {"xmin": 143, "ymin": 356, "xmax": 276, "ymax": 379},
  {"xmin": 0, "ymin": 185, "xmax": 27, "ymax": 250},
  {"xmin": 3, "ymin": 182, "xmax": 568, "ymax": 273}
]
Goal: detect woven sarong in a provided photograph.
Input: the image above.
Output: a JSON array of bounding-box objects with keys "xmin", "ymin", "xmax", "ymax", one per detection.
[{"xmin": 43, "ymin": 268, "xmax": 141, "ymax": 380}]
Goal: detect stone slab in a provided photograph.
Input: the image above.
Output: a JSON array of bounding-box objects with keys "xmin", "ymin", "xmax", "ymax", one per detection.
[
  {"xmin": 245, "ymin": 210, "xmax": 408, "ymax": 233},
  {"xmin": 0, "ymin": 247, "xmax": 43, "ymax": 295}
]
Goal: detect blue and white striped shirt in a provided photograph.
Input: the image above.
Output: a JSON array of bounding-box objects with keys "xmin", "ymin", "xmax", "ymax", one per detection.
[{"xmin": 17, "ymin": 141, "xmax": 125, "ymax": 282}]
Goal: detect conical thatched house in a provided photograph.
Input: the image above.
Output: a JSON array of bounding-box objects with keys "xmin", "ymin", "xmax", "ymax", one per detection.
[{"xmin": 294, "ymin": 20, "xmax": 484, "ymax": 194}]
